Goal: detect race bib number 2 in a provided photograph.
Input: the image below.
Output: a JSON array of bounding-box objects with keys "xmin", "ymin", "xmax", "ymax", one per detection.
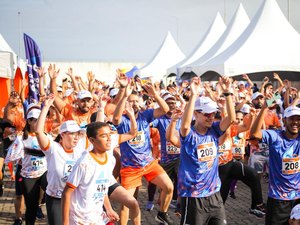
[
  {"xmin": 63, "ymin": 161, "xmax": 76, "ymax": 177},
  {"xmin": 282, "ymin": 157, "xmax": 300, "ymax": 175},
  {"xmin": 197, "ymin": 142, "xmax": 217, "ymax": 162}
]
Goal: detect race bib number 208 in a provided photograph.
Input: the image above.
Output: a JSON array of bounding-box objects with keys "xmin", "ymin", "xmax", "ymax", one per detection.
[{"xmin": 282, "ymin": 157, "xmax": 300, "ymax": 175}]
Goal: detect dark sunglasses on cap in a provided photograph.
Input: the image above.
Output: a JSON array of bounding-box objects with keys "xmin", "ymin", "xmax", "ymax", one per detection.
[{"xmin": 196, "ymin": 111, "xmax": 216, "ymax": 118}]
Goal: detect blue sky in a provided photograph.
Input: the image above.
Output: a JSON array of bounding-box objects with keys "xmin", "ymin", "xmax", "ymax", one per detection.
[{"xmin": 0, "ymin": 0, "xmax": 298, "ymax": 63}]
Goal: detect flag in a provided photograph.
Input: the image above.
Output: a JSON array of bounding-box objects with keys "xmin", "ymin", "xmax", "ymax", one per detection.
[{"xmin": 24, "ymin": 33, "xmax": 42, "ymax": 104}]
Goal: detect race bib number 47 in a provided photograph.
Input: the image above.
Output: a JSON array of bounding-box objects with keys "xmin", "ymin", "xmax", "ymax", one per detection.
[
  {"xmin": 197, "ymin": 142, "xmax": 217, "ymax": 162},
  {"xmin": 282, "ymin": 157, "xmax": 300, "ymax": 175}
]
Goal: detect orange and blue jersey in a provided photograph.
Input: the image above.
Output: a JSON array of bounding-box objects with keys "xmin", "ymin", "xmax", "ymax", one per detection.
[
  {"xmin": 152, "ymin": 116, "xmax": 181, "ymax": 164},
  {"xmin": 262, "ymin": 130, "xmax": 300, "ymax": 200},
  {"xmin": 116, "ymin": 109, "xmax": 154, "ymax": 168},
  {"xmin": 178, "ymin": 122, "xmax": 224, "ymax": 198}
]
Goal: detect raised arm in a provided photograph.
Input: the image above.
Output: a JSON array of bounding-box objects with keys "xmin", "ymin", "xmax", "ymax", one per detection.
[
  {"xmin": 273, "ymin": 72, "xmax": 284, "ymax": 93},
  {"xmin": 49, "ymin": 64, "xmax": 66, "ymax": 113},
  {"xmin": 180, "ymin": 77, "xmax": 201, "ymax": 137},
  {"xmin": 66, "ymin": 68, "xmax": 80, "ymax": 92},
  {"xmin": 166, "ymin": 108, "xmax": 182, "ymax": 147},
  {"xmin": 219, "ymin": 76, "xmax": 236, "ymax": 132},
  {"xmin": 242, "ymin": 74, "xmax": 253, "ymax": 89},
  {"xmin": 250, "ymin": 95, "xmax": 271, "ymax": 139},
  {"xmin": 37, "ymin": 67, "xmax": 46, "ymax": 98},
  {"xmin": 35, "ymin": 94, "xmax": 56, "ymax": 149},
  {"xmin": 143, "ymin": 83, "xmax": 169, "ymax": 118},
  {"xmin": 119, "ymin": 102, "xmax": 138, "ymax": 143},
  {"xmin": 112, "ymin": 80, "xmax": 133, "ymax": 126}
]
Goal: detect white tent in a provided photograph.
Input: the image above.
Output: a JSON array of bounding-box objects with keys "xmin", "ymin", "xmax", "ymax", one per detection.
[
  {"xmin": 167, "ymin": 12, "xmax": 226, "ymax": 76},
  {"xmin": 0, "ymin": 34, "xmax": 16, "ymax": 78},
  {"xmin": 135, "ymin": 32, "xmax": 185, "ymax": 81},
  {"xmin": 192, "ymin": 0, "xmax": 300, "ymax": 77},
  {"xmin": 187, "ymin": 3, "xmax": 249, "ymax": 74}
]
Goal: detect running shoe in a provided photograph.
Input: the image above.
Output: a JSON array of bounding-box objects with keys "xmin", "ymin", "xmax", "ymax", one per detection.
[
  {"xmin": 249, "ymin": 207, "xmax": 265, "ymax": 219},
  {"xmin": 155, "ymin": 211, "xmax": 174, "ymax": 225},
  {"xmin": 145, "ymin": 201, "xmax": 154, "ymax": 211},
  {"xmin": 0, "ymin": 184, "xmax": 3, "ymax": 197},
  {"xmin": 12, "ymin": 218, "xmax": 23, "ymax": 225},
  {"xmin": 169, "ymin": 200, "xmax": 177, "ymax": 209},
  {"xmin": 36, "ymin": 206, "xmax": 45, "ymax": 220},
  {"xmin": 229, "ymin": 192, "xmax": 236, "ymax": 199}
]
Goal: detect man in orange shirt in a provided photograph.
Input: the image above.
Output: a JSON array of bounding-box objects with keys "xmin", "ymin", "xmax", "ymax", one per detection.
[
  {"xmin": 249, "ymin": 92, "xmax": 281, "ymax": 177},
  {"xmin": 48, "ymin": 65, "xmax": 96, "ymax": 127}
]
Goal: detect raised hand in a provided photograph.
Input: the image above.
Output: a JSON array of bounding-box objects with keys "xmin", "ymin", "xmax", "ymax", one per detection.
[
  {"xmin": 48, "ymin": 64, "xmax": 60, "ymax": 79},
  {"xmin": 65, "ymin": 68, "xmax": 74, "ymax": 77},
  {"xmin": 44, "ymin": 93, "xmax": 56, "ymax": 108},
  {"xmin": 171, "ymin": 108, "xmax": 183, "ymax": 121},
  {"xmin": 189, "ymin": 77, "xmax": 202, "ymax": 96},
  {"xmin": 37, "ymin": 67, "xmax": 46, "ymax": 78},
  {"xmin": 242, "ymin": 74, "xmax": 249, "ymax": 80},
  {"xmin": 124, "ymin": 101, "xmax": 134, "ymax": 117},
  {"xmin": 124, "ymin": 81, "xmax": 134, "ymax": 97},
  {"xmin": 219, "ymin": 76, "xmax": 232, "ymax": 92},
  {"xmin": 87, "ymin": 71, "xmax": 95, "ymax": 82},
  {"xmin": 116, "ymin": 69, "xmax": 129, "ymax": 88},
  {"xmin": 142, "ymin": 82, "xmax": 157, "ymax": 97}
]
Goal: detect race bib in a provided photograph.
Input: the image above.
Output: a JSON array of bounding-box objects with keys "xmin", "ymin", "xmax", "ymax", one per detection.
[
  {"xmin": 30, "ymin": 157, "xmax": 44, "ymax": 171},
  {"xmin": 128, "ymin": 131, "xmax": 145, "ymax": 146},
  {"xmin": 218, "ymin": 140, "xmax": 231, "ymax": 153},
  {"xmin": 197, "ymin": 142, "xmax": 217, "ymax": 162},
  {"xmin": 63, "ymin": 160, "xmax": 76, "ymax": 177},
  {"xmin": 282, "ymin": 157, "xmax": 300, "ymax": 175},
  {"xmin": 258, "ymin": 142, "xmax": 269, "ymax": 151},
  {"xmin": 166, "ymin": 141, "xmax": 180, "ymax": 155},
  {"xmin": 232, "ymin": 144, "xmax": 245, "ymax": 157},
  {"xmin": 93, "ymin": 179, "xmax": 109, "ymax": 200}
]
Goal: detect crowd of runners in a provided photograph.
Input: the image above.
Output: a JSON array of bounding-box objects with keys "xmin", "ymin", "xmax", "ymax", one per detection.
[{"xmin": 0, "ymin": 65, "xmax": 300, "ymax": 225}]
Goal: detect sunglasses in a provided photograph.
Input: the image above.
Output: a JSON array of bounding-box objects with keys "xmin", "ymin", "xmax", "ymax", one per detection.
[{"xmin": 196, "ymin": 111, "xmax": 216, "ymax": 118}]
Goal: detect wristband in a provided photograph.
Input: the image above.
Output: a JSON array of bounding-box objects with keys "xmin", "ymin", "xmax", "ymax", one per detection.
[{"xmin": 223, "ymin": 92, "xmax": 233, "ymax": 97}]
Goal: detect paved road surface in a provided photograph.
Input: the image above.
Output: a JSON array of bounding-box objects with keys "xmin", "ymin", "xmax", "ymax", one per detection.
[{"xmin": 0, "ymin": 175, "xmax": 268, "ymax": 225}]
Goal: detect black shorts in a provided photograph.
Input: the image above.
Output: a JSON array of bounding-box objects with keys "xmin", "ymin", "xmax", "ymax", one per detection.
[
  {"xmin": 15, "ymin": 164, "xmax": 23, "ymax": 196},
  {"xmin": 180, "ymin": 192, "xmax": 227, "ymax": 225},
  {"xmin": 108, "ymin": 182, "xmax": 121, "ymax": 196},
  {"xmin": 0, "ymin": 141, "xmax": 4, "ymax": 159},
  {"xmin": 266, "ymin": 197, "xmax": 300, "ymax": 225},
  {"xmin": 160, "ymin": 159, "xmax": 179, "ymax": 179}
]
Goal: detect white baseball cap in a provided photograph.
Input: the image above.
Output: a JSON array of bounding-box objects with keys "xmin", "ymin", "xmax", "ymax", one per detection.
[
  {"xmin": 64, "ymin": 88, "xmax": 74, "ymax": 97},
  {"xmin": 240, "ymin": 104, "xmax": 251, "ymax": 114},
  {"xmin": 290, "ymin": 204, "xmax": 300, "ymax": 220},
  {"xmin": 27, "ymin": 108, "xmax": 41, "ymax": 119},
  {"xmin": 283, "ymin": 106, "xmax": 300, "ymax": 118},
  {"xmin": 109, "ymin": 88, "xmax": 119, "ymax": 97},
  {"xmin": 77, "ymin": 90, "xmax": 92, "ymax": 100},
  {"xmin": 163, "ymin": 94, "xmax": 176, "ymax": 101},
  {"xmin": 238, "ymin": 92, "xmax": 246, "ymax": 98},
  {"xmin": 251, "ymin": 92, "xmax": 264, "ymax": 101},
  {"xmin": 194, "ymin": 96, "xmax": 219, "ymax": 113},
  {"xmin": 238, "ymin": 81, "xmax": 245, "ymax": 86},
  {"xmin": 60, "ymin": 120, "xmax": 80, "ymax": 134}
]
